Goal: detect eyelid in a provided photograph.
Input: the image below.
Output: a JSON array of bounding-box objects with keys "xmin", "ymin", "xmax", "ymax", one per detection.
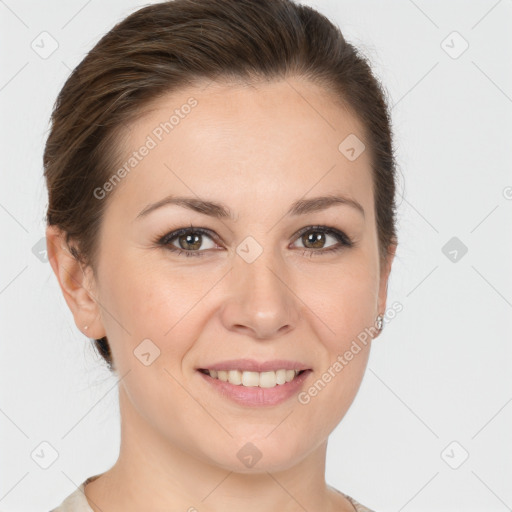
[
  {"xmin": 156, "ymin": 224, "xmax": 354, "ymax": 256},
  {"xmin": 291, "ymin": 224, "xmax": 353, "ymax": 247},
  {"xmin": 157, "ymin": 226, "xmax": 219, "ymax": 246}
]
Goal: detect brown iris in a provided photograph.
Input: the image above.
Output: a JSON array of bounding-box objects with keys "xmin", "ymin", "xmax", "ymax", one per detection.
[
  {"xmin": 178, "ymin": 233, "xmax": 202, "ymax": 250},
  {"xmin": 302, "ymin": 231, "xmax": 326, "ymax": 249}
]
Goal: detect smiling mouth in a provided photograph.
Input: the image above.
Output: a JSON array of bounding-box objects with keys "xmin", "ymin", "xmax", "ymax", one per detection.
[{"xmin": 198, "ymin": 368, "xmax": 309, "ymax": 388}]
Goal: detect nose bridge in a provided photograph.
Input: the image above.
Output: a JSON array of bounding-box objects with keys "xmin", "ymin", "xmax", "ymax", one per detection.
[{"xmin": 220, "ymin": 240, "xmax": 300, "ymax": 339}]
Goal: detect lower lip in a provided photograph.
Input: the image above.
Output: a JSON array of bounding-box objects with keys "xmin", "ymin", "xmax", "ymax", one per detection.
[{"xmin": 198, "ymin": 370, "xmax": 312, "ymax": 407}]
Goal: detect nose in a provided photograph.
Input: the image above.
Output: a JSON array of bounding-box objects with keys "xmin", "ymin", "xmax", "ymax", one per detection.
[{"xmin": 219, "ymin": 250, "xmax": 301, "ymax": 340}]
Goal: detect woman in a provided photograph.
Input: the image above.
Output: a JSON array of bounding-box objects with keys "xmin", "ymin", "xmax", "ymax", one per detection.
[{"xmin": 46, "ymin": 0, "xmax": 397, "ymax": 510}]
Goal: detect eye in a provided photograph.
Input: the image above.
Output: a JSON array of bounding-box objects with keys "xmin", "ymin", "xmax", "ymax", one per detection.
[
  {"xmin": 291, "ymin": 225, "xmax": 353, "ymax": 256},
  {"xmin": 156, "ymin": 226, "xmax": 218, "ymax": 258},
  {"xmin": 155, "ymin": 224, "xmax": 353, "ymax": 259}
]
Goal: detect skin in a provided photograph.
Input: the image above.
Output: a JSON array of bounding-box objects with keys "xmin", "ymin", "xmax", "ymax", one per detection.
[{"xmin": 47, "ymin": 77, "xmax": 396, "ymax": 512}]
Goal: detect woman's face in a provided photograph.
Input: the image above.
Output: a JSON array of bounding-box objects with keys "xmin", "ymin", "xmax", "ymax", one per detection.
[{"xmin": 81, "ymin": 78, "xmax": 393, "ymax": 471}]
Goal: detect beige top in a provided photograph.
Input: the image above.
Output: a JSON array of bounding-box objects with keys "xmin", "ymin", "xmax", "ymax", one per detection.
[{"xmin": 50, "ymin": 475, "xmax": 375, "ymax": 512}]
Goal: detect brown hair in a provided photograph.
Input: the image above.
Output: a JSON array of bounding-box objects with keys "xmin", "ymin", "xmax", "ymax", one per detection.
[{"xmin": 44, "ymin": 0, "xmax": 398, "ymax": 370}]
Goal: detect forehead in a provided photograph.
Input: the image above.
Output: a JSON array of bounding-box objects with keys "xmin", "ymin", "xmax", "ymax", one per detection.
[{"xmin": 110, "ymin": 77, "xmax": 374, "ymax": 218}]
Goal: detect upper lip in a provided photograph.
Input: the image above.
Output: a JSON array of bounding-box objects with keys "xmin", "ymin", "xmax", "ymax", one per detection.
[{"xmin": 197, "ymin": 359, "xmax": 311, "ymax": 372}]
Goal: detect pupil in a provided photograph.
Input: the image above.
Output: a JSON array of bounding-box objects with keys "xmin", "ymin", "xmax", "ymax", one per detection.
[
  {"xmin": 180, "ymin": 233, "xmax": 201, "ymax": 250},
  {"xmin": 305, "ymin": 232, "xmax": 324, "ymax": 248}
]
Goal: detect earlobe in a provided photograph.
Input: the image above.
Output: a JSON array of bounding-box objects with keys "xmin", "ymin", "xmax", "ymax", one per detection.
[{"xmin": 45, "ymin": 225, "xmax": 106, "ymax": 339}]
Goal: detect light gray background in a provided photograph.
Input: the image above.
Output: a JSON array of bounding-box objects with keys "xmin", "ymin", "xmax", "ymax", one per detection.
[{"xmin": 1, "ymin": 0, "xmax": 511, "ymax": 510}]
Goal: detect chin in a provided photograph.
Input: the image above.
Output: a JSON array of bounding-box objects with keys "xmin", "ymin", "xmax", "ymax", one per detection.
[{"xmin": 200, "ymin": 434, "xmax": 314, "ymax": 474}]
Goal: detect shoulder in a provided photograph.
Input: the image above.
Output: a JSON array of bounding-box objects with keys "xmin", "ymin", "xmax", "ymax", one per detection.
[
  {"xmin": 49, "ymin": 475, "xmax": 100, "ymax": 512},
  {"xmin": 333, "ymin": 487, "xmax": 377, "ymax": 512},
  {"xmin": 344, "ymin": 494, "xmax": 376, "ymax": 512},
  {"xmin": 51, "ymin": 477, "xmax": 376, "ymax": 512}
]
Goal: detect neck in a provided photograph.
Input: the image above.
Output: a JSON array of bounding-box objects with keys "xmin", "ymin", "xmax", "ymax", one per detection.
[{"xmin": 84, "ymin": 385, "xmax": 350, "ymax": 512}]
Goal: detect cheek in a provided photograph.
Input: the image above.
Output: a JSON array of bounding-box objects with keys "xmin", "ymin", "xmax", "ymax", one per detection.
[
  {"xmin": 291, "ymin": 253, "xmax": 377, "ymax": 418},
  {"xmin": 297, "ymin": 255, "xmax": 379, "ymax": 350},
  {"xmin": 100, "ymin": 256, "xmax": 214, "ymax": 365}
]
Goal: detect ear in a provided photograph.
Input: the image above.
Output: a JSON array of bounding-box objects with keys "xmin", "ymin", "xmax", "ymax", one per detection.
[
  {"xmin": 377, "ymin": 239, "xmax": 397, "ymax": 318},
  {"xmin": 46, "ymin": 225, "xmax": 106, "ymax": 339}
]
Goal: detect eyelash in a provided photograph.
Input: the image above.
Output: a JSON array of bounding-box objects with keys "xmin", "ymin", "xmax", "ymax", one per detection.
[{"xmin": 155, "ymin": 224, "xmax": 354, "ymax": 258}]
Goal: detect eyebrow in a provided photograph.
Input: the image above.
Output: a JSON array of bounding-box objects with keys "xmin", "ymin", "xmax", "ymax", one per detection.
[{"xmin": 136, "ymin": 194, "xmax": 365, "ymax": 220}]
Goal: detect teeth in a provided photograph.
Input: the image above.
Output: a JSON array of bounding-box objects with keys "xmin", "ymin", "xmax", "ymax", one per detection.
[
  {"xmin": 259, "ymin": 371, "xmax": 276, "ymax": 388},
  {"xmin": 228, "ymin": 369, "xmax": 242, "ymax": 385},
  {"xmin": 276, "ymin": 369, "xmax": 286, "ymax": 385},
  {"xmin": 285, "ymin": 369, "xmax": 296, "ymax": 383},
  {"xmin": 205, "ymin": 369, "xmax": 302, "ymax": 388},
  {"xmin": 242, "ymin": 371, "xmax": 259, "ymax": 387}
]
